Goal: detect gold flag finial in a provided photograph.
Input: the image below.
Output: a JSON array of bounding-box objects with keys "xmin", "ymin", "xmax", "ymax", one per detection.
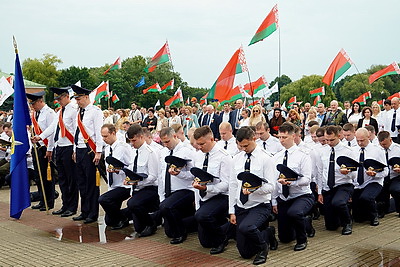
[{"xmin": 13, "ymin": 36, "xmax": 18, "ymax": 54}]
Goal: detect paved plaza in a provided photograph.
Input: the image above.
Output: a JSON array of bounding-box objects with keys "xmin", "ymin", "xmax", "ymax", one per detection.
[{"xmin": 1, "ymin": 183, "xmax": 400, "ymax": 266}]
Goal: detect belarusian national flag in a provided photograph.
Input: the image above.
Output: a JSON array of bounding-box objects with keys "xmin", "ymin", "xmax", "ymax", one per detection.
[
  {"xmin": 103, "ymin": 57, "xmax": 122, "ymax": 75},
  {"xmin": 377, "ymin": 99, "xmax": 384, "ymax": 107},
  {"xmin": 111, "ymin": 92, "xmax": 120, "ymax": 103},
  {"xmin": 165, "ymin": 88, "xmax": 183, "ymax": 107},
  {"xmin": 322, "ymin": 49, "xmax": 352, "ymax": 86},
  {"xmin": 144, "ymin": 42, "xmax": 171, "ymax": 73},
  {"xmin": 186, "ymin": 97, "xmax": 190, "ymax": 105},
  {"xmin": 288, "ymin": 96, "xmax": 296, "ymax": 105},
  {"xmin": 309, "ymin": 86, "xmax": 325, "ymax": 97},
  {"xmin": 160, "ymin": 79, "xmax": 174, "ymax": 94},
  {"xmin": 219, "ymin": 85, "xmax": 244, "ymax": 105},
  {"xmin": 352, "ymin": 94, "xmax": 366, "ymax": 105},
  {"xmin": 143, "ymin": 83, "xmax": 161, "ymax": 94},
  {"xmin": 249, "ymin": 4, "xmax": 279, "ymax": 46},
  {"xmin": 248, "ymin": 99, "xmax": 260, "ymax": 108},
  {"xmin": 207, "ymin": 47, "xmax": 245, "ymax": 102},
  {"xmin": 91, "ymin": 81, "xmax": 109, "ymax": 103},
  {"xmin": 244, "ymin": 76, "xmax": 268, "ymax": 96},
  {"xmin": 388, "ymin": 92, "xmax": 400, "ymax": 100},
  {"xmin": 200, "ymin": 93, "xmax": 208, "ymax": 105},
  {"xmin": 369, "ymin": 62, "xmax": 400, "ymax": 84},
  {"xmin": 236, "ymin": 46, "xmax": 248, "ymax": 74},
  {"xmin": 54, "ymin": 100, "xmax": 60, "ymax": 108},
  {"xmin": 313, "ymin": 95, "xmax": 321, "ymax": 106}
]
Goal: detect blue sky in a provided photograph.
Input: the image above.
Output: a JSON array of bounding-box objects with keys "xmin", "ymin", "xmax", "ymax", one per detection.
[{"xmin": 1, "ymin": 0, "xmax": 399, "ymax": 88}]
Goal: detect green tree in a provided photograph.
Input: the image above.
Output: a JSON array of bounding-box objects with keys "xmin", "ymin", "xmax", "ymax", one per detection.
[
  {"xmin": 269, "ymin": 74, "xmax": 292, "ymax": 104},
  {"xmin": 22, "ymin": 53, "xmax": 62, "ymax": 87},
  {"xmin": 58, "ymin": 66, "xmax": 97, "ymax": 89}
]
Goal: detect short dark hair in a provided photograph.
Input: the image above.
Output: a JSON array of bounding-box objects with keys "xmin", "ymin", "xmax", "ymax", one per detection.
[
  {"xmin": 122, "ymin": 121, "xmax": 131, "ymax": 126},
  {"xmin": 325, "ymin": 125, "xmax": 339, "ymax": 136},
  {"xmin": 316, "ymin": 127, "xmax": 326, "ymax": 137},
  {"xmin": 377, "ymin": 131, "xmax": 391, "ymax": 142},
  {"xmin": 279, "ymin": 122, "xmax": 296, "ymax": 134},
  {"xmin": 255, "ymin": 121, "xmax": 269, "ymax": 130},
  {"xmin": 364, "ymin": 125, "xmax": 375, "ymax": 134},
  {"xmin": 342, "ymin": 123, "xmax": 355, "ymax": 132},
  {"xmin": 3, "ymin": 122, "xmax": 12, "ymax": 130},
  {"xmin": 193, "ymin": 126, "xmax": 213, "ymax": 140},
  {"xmin": 384, "ymin": 99, "xmax": 391, "ymax": 106},
  {"xmin": 142, "ymin": 127, "xmax": 152, "ymax": 138},
  {"xmin": 171, "ymin": 107, "xmax": 178, "ymax": 114},
  {"xmin": 236, "ymin": 126, "xmax": 255, "ymax": 142},
  {"xmin": 159, "ymin": 127, "xmax": 175, "ymax": 138},
  {"xmin": 126, "ymin": 124, "xmax": 144, "ymax": 138},
  {"xmin": 308, "ymin": 120, "xmax": 319, "ymax": 128}
]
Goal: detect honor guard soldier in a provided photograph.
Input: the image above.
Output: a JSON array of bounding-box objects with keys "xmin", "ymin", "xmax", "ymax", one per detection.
[
  {"xmin": 158, "ymin": 127, "xmax": 195, "ymax": 244},
  {"xmin": 27, "ymin": 91, "xmax": 57, "ymax": 211},
  {"xmin": 125, "ymin": 125, "xmax": 160, "ymax": 237},
  {"xmin": 377, "ymin": 131, "xmax": 400, "ymax": 216},
  {"xmin": 192, "ymin": 126, "xmax": 232, "ymax": 254},
  {"xmin": 99, "ymin": 124, "xmax": 133, "ymax": 229},
  {"xmin": 255, "ymin": 121, "xmax": 283, "ymax": 156},
  {"xmin": 32, "ymin": 87, "xmax": 79, "ymax": 217},
  {"xmin": 71, "ymin": 84, "xmax": 104, "ymax": 224},
  {"xmin": 216, "ymin": 122, "xmax": 239, "ymax": 157},
  {"xmin": 229, "ymin": 126, "xmax": 275, "ymax": 265},
  {"xmin": 353, "ymin": 128, "xmax": 388, "ymax": 226},
  {"xmin": 317, "ymin": 126, "xmax": 357, "ymax": 235},
  {"xmin": 272, "ymin": 122, "xmax": 314, "ymax": 251}
]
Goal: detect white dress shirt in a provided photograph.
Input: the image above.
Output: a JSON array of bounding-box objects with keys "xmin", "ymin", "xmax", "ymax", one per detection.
[
  {"xmin": 222, "ymin": 111, "xmax": 230, "ymax": 123},
  {"xmin": 229, "ymin": 146, "xmax": 275, "ymax": 214},
  {"xmin": 383, "ymin": 108, "xmax": 400, "ymax": 138},
  {"xmin": 317, "ymin": 142, "xmax": 357, "ymax": 194},
  {"xmin": 354, "ymin": 143, "xmax": 388, "ymax": 189},
  {"xmin": 272, "ymin": 145, "xmax": 312, "ymax": 205},
  {"xmin": 35, "ymin": 105, "xmax": 57, "ymax": 151},
  {"xmin": 158, "ymin": 141, "xmax": 195, "ymax": 201},
  {"xmin": 216, "ymin": 136, "xmax": 239, "ymax": 157},
  {"xmin": 75, "ymin": 104, "xmax": 104, "ymax": 153},
  {"xmin": 129, "ymin": 143, "xmax": 159, "ymax": 191},
  {"xmin": 256, "ymin": 135, "xmax": 284, "ymax": 156},
  {"xmin": 384, "ymin": 142, "xmax": 400, "ymax": 180},
  {"xmin": 104, "ymin": 140, "xmax": 134, "ymax": 190},
  {"xmin": 342, "ymin": 137, "xmax": 358, "ymax": 148},
  {"xmin": 40, "ymin": 102, "xmax": 78, "ymax": 149}
]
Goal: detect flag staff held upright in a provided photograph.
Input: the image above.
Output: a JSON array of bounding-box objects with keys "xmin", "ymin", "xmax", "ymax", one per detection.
[{"xmin": 278, "ymin": 26, "xmax": 281, "ymax": 104}]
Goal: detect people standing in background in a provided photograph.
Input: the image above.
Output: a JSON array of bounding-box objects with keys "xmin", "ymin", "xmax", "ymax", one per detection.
[
  {"xmin": 348, "ymin": 102, "xmax": 362, "ymax": 126},
  {"xmin": 249, "ymin": 105, "xmax": 266, "ymax": 127},
  {"xmin": 357, "ymin": 106, "xmax": 379, "ymax": 134}
]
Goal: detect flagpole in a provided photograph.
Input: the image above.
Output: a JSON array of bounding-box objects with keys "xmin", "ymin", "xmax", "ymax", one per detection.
[
  {"xmin": 353, "ymin": 63, "xmax": 369, "ymax": 96},
  {"xmin": 278, "ymin": 26, "xmax": 281, "ymax": 104}
]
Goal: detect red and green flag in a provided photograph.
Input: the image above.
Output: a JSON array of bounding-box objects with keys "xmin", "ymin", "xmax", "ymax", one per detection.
[
  {"xmin": 160, "ymin": 79, "xmax": 174, "ymax": 94},
  {"xmin": 236, "ymin": 46, "xmax": 248, "ymax": 74},
  {"xmin": 207, "ymin": 47, "xmax": 246, "ymax": 102},
  {"xmin": 103, "ymin": 57, "xmax": 121, "ymax": 75},
  {"xmin": 143, "ymin": 83, "xmax": 161, "ymax": 94},
  {"xmin": 388, "ymin": 92, "xmax": 400, "ymax": 100},
  {"xmin": 200, "ymin": 93, "xmax": 208, "ymax": 105},
  {"xmin": 288, "ymin": 96, "xmax": 297, "ymax": 106},
  {"xmin": 165, "ymin": 88, "xmax": 183, "ymax": 107},
  {"xmin": 144, "ymin": 42, "xmax": 171, "ymax": 73},
  {"xmin": 309, "ymin": 86, "xmax": 325, "ymax": 97},
  {"xmin": 244, "ymin": 76, "xmax": 268, "ymax": 97},
  {"xmin": 322, "ymin": 49, "xmax": 352, "ymax": 86},
  {"xmin": 249, "ymin": 4, "xmax": 279, "ymax": 46},
  {"xmin": 111, "ymin": 92, "xmax": 120, "ymax": 103},
  {"xmin": 353, "ymin": 95, "xmax": 366, "ymax": 105},
  {"xmin": 92, "ymin": 81, "xmax": 109, "ymax": 103},
  {"xmin": 377, "ymin": 99, "xmax": 384, "ymax": 107},
  {"xmin": 369, "ymin": 62, "xmax": 400, "ymax": 84},
  {"xmin": 248, "ymin": 99, "xmax": 260, "ymax": 108},
  {"xmin": 219, "ymin": 85, "xmax": 244, "ymax": 106},
  {"xmin": 53, "ymin": 100, "xmax": 60, "ymax": 108},
  {"xmin": 313, "ymin": 95, "xmax": 321, "ymax": 106}
]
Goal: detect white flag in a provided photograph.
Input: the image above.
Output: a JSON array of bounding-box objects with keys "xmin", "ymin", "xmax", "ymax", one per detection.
[
  {"xmin": 0, "ymin": 76, "xmax": 14, "ymax": 106},
  {"xmin": 154, "ymin": 99, "xmax": 160, "ymax": 109}
]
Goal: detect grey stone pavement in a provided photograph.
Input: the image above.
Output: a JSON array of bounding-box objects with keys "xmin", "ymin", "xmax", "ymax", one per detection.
[{"xmin": 1, "ymin": 182, "xmax": 400, "ymax": 266}]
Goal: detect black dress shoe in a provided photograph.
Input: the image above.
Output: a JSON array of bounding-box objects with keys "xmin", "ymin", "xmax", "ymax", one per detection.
[
  {"xmin": 342, "ymin": 223, "xmax": 352, "ymax": 235},
  {"xmin": 61, "ymin": 211, "xmax": 76, "ymax": 217},
  {"xmin": 307, "ymin": 227, "xmax": 316, "ymax": 238},
  {"xmin": 294, "ymin": 242, "xmax": 307, "ymax": 251},
  {"xmin": 253, "ymin": 245, "xmax": 268, "ymax": 265},
  {"xmin": 268, "ymin": 226, "xmax": 278, "ymax": 250},
  {"xmin": 52, "ymin": 209, "xmax": 66, "ymax": 215},
  {"xmin": 31, "ymin": 203, "xmax": 44, "ymax": 209},
  {"xmin": 40, "ymin": 206, "xmax": 53, "ymax": 211},
  {"xmin": 370, "ymin": 216, "xmax": 379, "ymax": 226},
  {"xmin": 111, "ymin": 219, "xmax": 129, "ymax": 230},
  {"xmin": 72, "ymin": 214, "xmax": 86, "ymax": 221},
  {"xmin": 84, "ymin": 218, "xmax": 97, "ymax": 224},
  {"xmin": 138, "ymin": 225, "xmax": 157, "ymax": 237},
  {"xmin": 210, "ymin": 239, "xmax": 228, "ymax": 255},
  {"xmin": 170, "ymin": 235, "xmax": 187, "ymax": 244}
]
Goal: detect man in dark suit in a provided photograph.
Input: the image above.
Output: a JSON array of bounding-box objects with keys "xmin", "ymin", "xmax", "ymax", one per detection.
[
  {"xmin": 229, "ymin": 99, "xmax": 243, "ymax": 136},
  {"xmin": 202, "ymin": 105, "xmax": 221, "ymax": 140}
]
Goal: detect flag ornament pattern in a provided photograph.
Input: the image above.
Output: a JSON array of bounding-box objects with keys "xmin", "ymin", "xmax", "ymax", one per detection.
[
  {"xmin": 103, "ymin": 57, "xmax": 122, "ymax": 75},
  {"xmin": 249, "ymin": 4, "xmax": 279, "ymax": 46},
  {"xmin": 165, "ymin": 88, "xmax": 183, "ymax": 107},
  {"xmin": 207, "ymin": 47, "xmax": 245, "ymax": 102},
  {"xmin": 10, "ymin": 49, "xmax": 32, "ymax": 219},
  {"xmin": 322, "ymin": 49, "xmax": 352, "ymax": 86},
  {"xmin": 143, "ymin": 83, "xmax": 161, "ymax": 94},
  {"xmin": 160, "ymin": 79, "xmax": 174, "ymax": 94},
  {"xmin": 244, "ymin": 76, "xmax": 268, "ymax": 97},
  {"xmin": 309, "ymin": 86, "xmax": 325, "ymax": 97},
  {"xmin": 236, "ymin": 46, "xmax": 248, "ymax": 74},
  {"xmin": 144, "ymin": 42, "xmax": 171, "ymax": 73},
  {"xmin": 369, "ymin": 62, "xmax": 400, "ymax": 84}
]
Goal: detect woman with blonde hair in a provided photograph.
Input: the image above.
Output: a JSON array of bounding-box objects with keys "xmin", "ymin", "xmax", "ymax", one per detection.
[
  {"xmin": 115, "ymin": 109, "xmax": 129, "ymax": 130},
  {"xmin": 156, "ymin": 108, "xmax": 169, "ymax": 132},
  {"xmin": 183, "ymin": 106, "xmax": 199, "ymax": 137},
  {"xmin": 249, "ymin": 105, "xmax": 266, "ymax": 126},
  {"xmin": 287, "ymin": 109, "xmax": 302, "ymax": 128}
]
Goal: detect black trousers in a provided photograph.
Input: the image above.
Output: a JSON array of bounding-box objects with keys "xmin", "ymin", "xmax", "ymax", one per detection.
[
  {"xmin": 277, "ymin": 194, "xmax": 314, "ymax": 244},
  {"xmin": 389, "ymin": 176, "xmax": 400, "ymax": 213},
  {"xmin": 322, "ymin": 184, "xmax": 354, "ymax": 230},
  {"xmin": 75, "ymin": 147, "xmax": 99, "ymax": 220},
  {"xmin": 99, "ymin": 187, "xmax": 131, "ymax": 227},
  {"xmin": 353, "ymin": 183, "xmax": 383, "ymax": 222},
  {"xmin": 159, "ymin": 189, "xmax": 195, "ymax": 238},
  {"xmin": 55, "ymin": 145, "xmax": 78, "ymax": 212},
  {"xmin": 32, "ymin": 145, "xmax": 55, "ymax": 208},
  {"xmin": 235, "ymin": 203, "xmax": 271, "ymax": 259},
  {"xmin": 195, "ymin": 194, "xmax": 228, "ymax": 248},
  {"xmin": 127, "ymin": 186, "xmax": 159, "ymax": 233}
]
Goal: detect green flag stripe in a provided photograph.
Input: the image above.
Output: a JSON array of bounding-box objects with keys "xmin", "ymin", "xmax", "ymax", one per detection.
[
  {"xmin": 331, "ymin": 62, "xmax": 352, "ymax": 86},
  {"xmin": 249, "ymin": 23, "xmax": 277, "ymax": 45}
]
